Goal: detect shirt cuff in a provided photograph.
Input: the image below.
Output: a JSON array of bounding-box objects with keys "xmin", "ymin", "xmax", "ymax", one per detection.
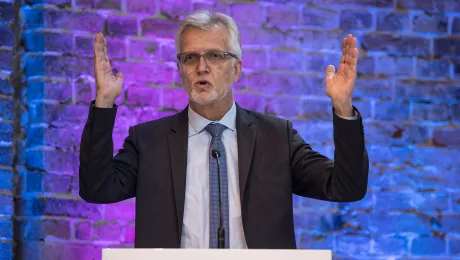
[{"xmin": 335, "ymin": 110, "xmax": 359, "ymax": 120}]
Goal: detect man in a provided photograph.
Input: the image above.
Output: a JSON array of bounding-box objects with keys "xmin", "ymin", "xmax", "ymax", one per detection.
[{"xmin": 79, "ymin": 10, "xmax": 369, "ymax": 249}]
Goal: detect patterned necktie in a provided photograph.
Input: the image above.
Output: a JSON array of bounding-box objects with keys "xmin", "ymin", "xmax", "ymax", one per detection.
[{"xmin": 204, "ymin": 123, "xmax": 230, "ymax": 248}]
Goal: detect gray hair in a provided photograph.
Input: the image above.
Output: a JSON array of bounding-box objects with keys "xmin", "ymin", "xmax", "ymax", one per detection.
[{"xmin": 175, "ymin": 10, "xmax": 243, "ymax": 59}]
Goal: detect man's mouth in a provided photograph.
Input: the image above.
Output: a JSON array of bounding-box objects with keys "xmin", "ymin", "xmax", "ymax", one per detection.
[{"xmin": 195, "ymin": 80, "xmax": 211, "ymax": 87}]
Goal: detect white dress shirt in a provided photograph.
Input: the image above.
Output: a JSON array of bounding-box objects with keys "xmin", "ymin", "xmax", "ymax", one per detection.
[{"xmin": 180, "ymin": 102, "xmax": 248, "ymax": 248}]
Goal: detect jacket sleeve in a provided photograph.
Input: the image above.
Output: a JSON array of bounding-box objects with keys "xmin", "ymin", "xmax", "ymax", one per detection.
[
  {"xmin": 289, "ymin": 106, "xmax": 369, "ymax": 202},
  {"xmin": 79, "ymin": 101, "xmax": 138, "ymax": 204}
]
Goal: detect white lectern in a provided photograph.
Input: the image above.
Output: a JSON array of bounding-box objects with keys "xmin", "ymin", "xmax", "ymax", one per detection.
[{"xmin": 102, "ymin": 249, "xmax": 332, "ymax": 260}]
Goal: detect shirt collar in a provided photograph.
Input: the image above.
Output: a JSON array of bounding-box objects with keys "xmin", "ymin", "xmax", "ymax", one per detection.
[{"xmin": 188, "ymin": 102, "xmax": 236, "ymax": 136}]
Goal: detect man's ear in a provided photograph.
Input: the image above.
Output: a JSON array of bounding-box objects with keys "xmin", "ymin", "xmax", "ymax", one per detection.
[{"xmin": 233, "ymin": 59, "xmax": 242, "ymax": 82}]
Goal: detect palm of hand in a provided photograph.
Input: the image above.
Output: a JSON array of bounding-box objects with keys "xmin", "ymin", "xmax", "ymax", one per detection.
[
  {"xmin": 94, "ymin": 33, "xmax": 123, "ymax": 100},
  {"xmin": 325, "ymin": 34, "xmax": 358, "ymax": 104}
]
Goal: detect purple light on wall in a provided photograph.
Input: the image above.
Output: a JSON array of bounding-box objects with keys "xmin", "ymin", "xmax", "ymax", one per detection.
[{"xmin": 0, "ymin": 0, "xmax": 459, "ymax": 259}]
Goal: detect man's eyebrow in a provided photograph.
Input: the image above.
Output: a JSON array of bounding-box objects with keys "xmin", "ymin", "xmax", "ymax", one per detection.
[{"xmin": 181, "ymin": 49, "xmax": 226, "ymax": 53}]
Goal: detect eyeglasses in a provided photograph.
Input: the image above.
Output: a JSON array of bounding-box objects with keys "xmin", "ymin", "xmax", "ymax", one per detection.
[{"xmin": 176, "ymin": 51, "xmax": 238, "ymax": 69}]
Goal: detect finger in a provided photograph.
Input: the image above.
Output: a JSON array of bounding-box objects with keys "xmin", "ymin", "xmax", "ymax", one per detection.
[
  {"xmin": 351, "ymin": 36, "xmax": 357, "ymax": 50},
  {"xmin": 341, "ymin": 38, "xmax": 346, "ymax": 64},
  {"xmin": 346, "ymin": 34, "xmax": 352, "ymax": 64},
  {"xmin": 325, "ymin": 65, "xmax": 335, "ymax": 86},
  {"xmin": 94, "ymin": 33, "xmax": 105, "ymax": 62},
  {"xmin": 344, "ymin": 35, "xmax": 350, "ymax": 65},
  {"xmin": 103, "ymin": 36, "xmax": 109, "ymax": 62},
  {"xmin": 326, "ymin": 64, "xmax": 335, "ymax": 78},
  {"xmin": 350, "ymin": 47, "xmax": 359, "ymax": 73},
  {"xmin": 116, "ymin": 72, "xmax": 123, "ymax": 82}
]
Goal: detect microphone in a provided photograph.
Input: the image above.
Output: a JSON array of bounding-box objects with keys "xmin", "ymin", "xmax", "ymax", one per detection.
[{"xmin": 211, "ymin": 149, "xmax": 225, "ymax": 248}]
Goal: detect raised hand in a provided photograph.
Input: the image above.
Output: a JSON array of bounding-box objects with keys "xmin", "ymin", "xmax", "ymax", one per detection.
[
  {"xmin": 325, "ymin": 34, "xmax": 358, "ymax": 117},
  {"xmin": 94, "ymin": 33, "xmax": 123, "ymax": 108}
]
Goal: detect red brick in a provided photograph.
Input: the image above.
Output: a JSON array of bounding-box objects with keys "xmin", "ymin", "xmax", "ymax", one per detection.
[
  {"xmin": 0, "ymin": 146, "xmax": 14, "ymax": 167},
  {"xmin": 126, "ymin": 84, "xmax": 162, "ymax": 106},
  {"xmin": 368, "ymin": 123, "xmax": 429, "ymax": 145},
  {"xmin": 363, "ymin": 33, "xmax": 430, "ymax": 56},
  {"xmin": 112, "ymin": 61, "xmax": 176, "ymax": 86},
  {"xmin": 192, "ymin": 2, "xmax": 229, "ymax": 14},
  {"xmin": 374, "ymin": 235, "xmax": 408, "ymax": 255},
  {"xmin": 242, "ymin": 48, "xmax": 267, "ymax": 71},
  {"xmin": 234, "ymin": 94, "xmax": 265, "ymax": 114},
  {"xmin": 411, "ymin": 236, "xmax": 446, "ymax": 255},
  {"xmin": 395, "ymin": 80, "xmax": 460, "ymax": 102},
  {"xmin": 377, "ymin": 11, "xmax": 410, "ymax": 32},
  {"xmin": 113, "ymin": 106, "xmax": 138, "ymax": 131},
  {"xmin": 265, "ymin": 97, "xmax": 303, "ymax": 118},
  {"xmin": 416, "ymin": 58, "xmax": 451, "ymax": 79},
  {"xmin": 0, "ymin": 97, "xmax": 15, "ymax": 121},
  {"xmin": 126, "ymin": 0, "xmax": 156, "ymax": 14},
  {"xmin": 301, "ymin": 99, "xmax": 333, "ymax": 120},
  {"xmin": 240, "ymin": 26, "xmax": 284, "ymax": 46},
  {"xmin": 128, "ymin": 39, "xmax": 161, "ymax": 61},
  {"xmin": 267, "ymin": 5, "xmax": 299, "ymax": 26},
  {"xmin": 310, "ymin": 0, "xmax": 392, "ymax": 7},
  {"xmin": 75, "ymin": 36, "xmax": 126, "ymax": 60},
  {"xmin": 93, "ymin": 220, "xmax": 123, "ymax": 241},
  {"xmin": 74, "ymin": 78, "xmax": 94, "ymax": 104},
  {"xmin": 44, "ymin": 198, "xmax": 103, "ymax": 219},
  {"xmin": 108, "ymin": 15, "xmax": 138, "ymax": 37},
  {"xmin": 397, "ymin": 0, "xmax": 460, "ymax": 12},
  {"xmin": 105, "ymin": 200, "xmax": 135, "ymax": 222},
  {"xmin": 434, "ymin": 38, "xmax": 460, "ymax": 58},
  {"xmin": 303, "ymin": 6, "xmax": 338, "ymax": 29},
  {"xmin": 375, "ymin": 192, "xmax": 449, "ymax": 212},
  {"xmin": 141, "ymin": 19, "xmax": 178, "ymax": 39},
  {"xmin": 44, "ymin": 243, "xmax": 103, "ymax": 260},
  {"xmin": 124, "ymin": 225, "xmax": 135, "ymax": 243},
  {"xmin": 268, "ymin": 50, "xmax": 303, "ymax": 72},
  {"xmin": 245, "ymin": 73, "xmax": 325, "ymax": 97},
  {"xmin": 340, "ymin": 10, "xmax": 373, "ymax": 30},
  {"xmin": 44, "ymin": 9, "xmax": 104, "ymax": 33},
  {"xmin": 75, "ymin": 221, "xmax": 91, "ymax": 240},
  {"xmin": 230, "ymin": 4, "xmax": 264, "ymax": 25},
  {"xmin": 94, "ymin": 0, "xmax": 121, "ymax": 10},
  {"xmin": 24, "ymin": 31, "xmax": 73, "ymax": 53},
  {"xmin": 433, "ymin": 128, "xmax": 460, "ymax": 147},
  {"xmin": 43, "ymin": 174, "xmax": 72, "ymax": 193},
  {"xmin": 304, "ymin": 53, "xmax": 340, "ymax": 73},
  {"xmin": 374, "ymin": 101, "xmax": 410, "ymax": 121},
  {"xmin": 375, "ymin": 56, "xmax": 413, "ymax": 77},
  {"xmin": 411, "ymin": 103, "xmax": 451, "ymax": 122},
  {"xmin": 27, "ymin": 81, "xmax": 72, "ymax": 103},
  {"xmin": 353, "ymin": 78, "xmax": 393, "ymax": 99},
  {"xmin": 162, "ymin": 87, "xmax": 188, "ymax": 111},
  {"xmin": 44, "ymin": 219, "xmax": 71, "ymax": 240},
  {"xmin": 286, "ymin": 29, "xmax": 342, "ymax": 50},
  {"xmin": 158, "ymin": 0, "xmax": 191, "ymax": 20},
  {"xmin": 412, "ymin": 13, "xmax": 448, "ymax": 33}
]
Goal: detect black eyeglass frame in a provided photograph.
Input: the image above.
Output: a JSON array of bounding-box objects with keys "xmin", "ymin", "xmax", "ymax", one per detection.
[{"xmin": 176, "ymin": 51, "xmax": 239, "ymax": 65}]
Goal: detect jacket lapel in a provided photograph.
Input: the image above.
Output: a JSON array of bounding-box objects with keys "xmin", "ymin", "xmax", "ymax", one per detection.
[
  {"xmin": 236, "ymin": 104, "xmax": 256, "ymax": 203},
  {"xmin": 167, "ymin": 107, "xmax": 188, "ymax": 240}
]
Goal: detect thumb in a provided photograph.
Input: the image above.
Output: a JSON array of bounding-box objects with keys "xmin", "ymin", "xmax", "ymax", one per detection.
[
  {"xmin": 116, "ymin": 72, "xmax": 123, "ymax": 81},
  {"xmin": 326, "ymin": 65, "xmax": 335, "ymax": 79}
]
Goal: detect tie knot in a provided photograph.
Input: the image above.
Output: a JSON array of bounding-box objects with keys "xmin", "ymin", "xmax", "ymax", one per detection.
[{"xmin": 204, "ymin": 123, "xmax": 227, "ymax": 138}]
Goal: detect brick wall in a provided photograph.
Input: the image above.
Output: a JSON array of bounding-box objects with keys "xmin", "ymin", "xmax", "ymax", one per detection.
[
  {"xmin": 0, "ymin": 0, "xmax": 16, "ymax": 259},
  {"xmin": 0, "ymin": 0, "xmax": 459, "ymax": 259}
]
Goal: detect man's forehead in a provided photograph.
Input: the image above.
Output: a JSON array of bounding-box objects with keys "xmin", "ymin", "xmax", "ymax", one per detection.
[{"xmin": 180, "ymin": 26, "xmax": 230, "ymax": 52}]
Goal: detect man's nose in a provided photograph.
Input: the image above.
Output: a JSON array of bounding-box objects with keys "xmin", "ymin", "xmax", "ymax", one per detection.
[{"xmin": 196, "ymin": 56, "xmax": 209, "ymax": 74}]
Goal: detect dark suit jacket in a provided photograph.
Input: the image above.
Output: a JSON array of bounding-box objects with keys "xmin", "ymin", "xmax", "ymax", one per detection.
[{"xmin": 79, "ymin": 102, "xmax": 369, "ymax": 249}]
